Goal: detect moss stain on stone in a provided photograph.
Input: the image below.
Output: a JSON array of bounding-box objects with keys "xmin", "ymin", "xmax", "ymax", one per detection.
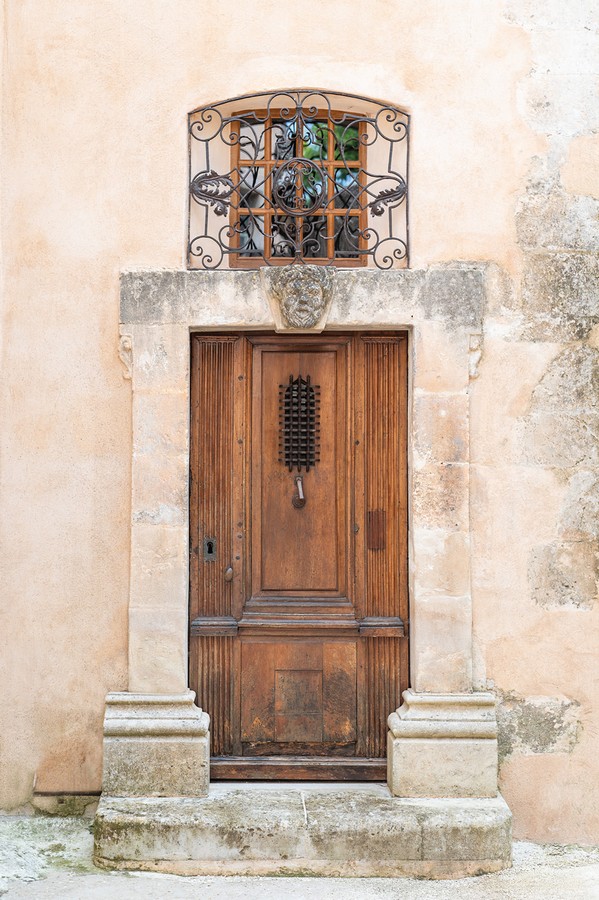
[{"xmin": 497, "ymin": 691, "xmax": 582, "ymax": 764}]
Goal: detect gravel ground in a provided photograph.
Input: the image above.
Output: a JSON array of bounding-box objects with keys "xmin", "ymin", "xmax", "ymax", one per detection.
[{"xmin": 1, "ymin": 816, "xmax": 599, "ymax": 899}]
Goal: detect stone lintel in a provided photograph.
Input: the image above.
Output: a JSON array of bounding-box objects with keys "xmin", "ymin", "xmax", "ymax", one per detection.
[
  {"xmin": 94, "ymin": 785, "xmax": 512, "ymax": 878},
  {"xmin": 102, "ymin": 691, "xmax": 210, "ymax": 798},
  {"xmin": 120, "ymin": 264, "xmax": 486, "ymax": 330},
  {"xmin": 387, "ymin": 690, "xmax": 499, "ymax": 799}
]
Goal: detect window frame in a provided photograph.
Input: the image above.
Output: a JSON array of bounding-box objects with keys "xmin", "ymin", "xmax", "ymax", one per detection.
[{"xmin": 228, "ymin": 107, "xmax": 368, "ymax": 269}]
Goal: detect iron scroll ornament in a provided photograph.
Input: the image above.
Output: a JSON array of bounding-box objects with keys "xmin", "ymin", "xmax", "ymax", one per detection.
[
  {"xmin": 272, "ymin": 158, "xmax": 326, "ymax": 216},
  {"xmin": 188, "ymin": 89, "xmax": 409, "ymax": 268}
]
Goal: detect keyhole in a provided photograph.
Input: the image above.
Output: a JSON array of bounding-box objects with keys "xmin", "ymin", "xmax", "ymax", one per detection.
[{"xmin": 203, "ymin": 537, "xmax": 217, "ymax": 561}]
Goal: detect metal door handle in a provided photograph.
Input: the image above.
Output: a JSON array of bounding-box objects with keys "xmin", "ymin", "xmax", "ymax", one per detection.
[
  {"xmin": 224, "ymin": 566, "xmax": 233, "ymax": 582},
  {"xmin": 292, "ymin": 475, "xmax": 306, "ymax": 509}
]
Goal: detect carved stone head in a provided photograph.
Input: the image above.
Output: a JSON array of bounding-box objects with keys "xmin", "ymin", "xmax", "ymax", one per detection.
[{"xmin": 261, "ymin": 264, "xmax": 335, "ymax": 332}]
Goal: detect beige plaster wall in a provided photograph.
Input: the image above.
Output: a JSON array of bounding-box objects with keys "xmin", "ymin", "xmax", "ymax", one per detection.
[{"xmin": 0, "ymin": 0, "xmax": 598, "ymax": 844}]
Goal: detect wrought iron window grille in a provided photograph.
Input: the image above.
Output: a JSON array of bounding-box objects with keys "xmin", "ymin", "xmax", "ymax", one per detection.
[{"xmin": 188, "ymin": 89, "xmax": 409, "ymax": 270}]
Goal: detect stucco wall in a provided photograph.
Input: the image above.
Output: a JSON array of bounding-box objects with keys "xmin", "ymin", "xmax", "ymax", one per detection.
[{"xmin": 0, "ymin": 0, "xmax": 597, "ymax": 844}]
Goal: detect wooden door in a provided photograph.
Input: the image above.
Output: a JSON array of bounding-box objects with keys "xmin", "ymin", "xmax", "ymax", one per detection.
[{"xmin": 190, "ymin": 332, "xmax": 408, "ymax": 780}]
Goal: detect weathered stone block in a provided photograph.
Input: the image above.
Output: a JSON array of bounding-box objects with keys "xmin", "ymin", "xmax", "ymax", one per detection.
[
  {"xmin": 387, "ymin": 691, "xmax": 498, "ymax": 798},
  {"xmin": 413, "ymin": 392, "xmax": 469, "ymax": 464},
  {"xmin": 412, "ymin": 321, "xmax": 471, "ymax": 392},
  {"xmin": 128, "ymin": 324, "xmax": 189, "ymax": 392},
  {"xmin": 412, "ymin": 528, "xmax": 471, "ymax": 597},
  {"xmin": 421, "ymin": 798, "xmax": 512, "ymax": 861},
  {"xmin": 129, "ymin": 524, "xmax": 188, "ymax": 609},
  {"xmin": 412, "ymin": 462, "xmax": 470, "ymax": 532},
  {"xmin": 560, "ymin": 470, "xmax": 599, "ymax": 540},
  {"xmin": 529, "ymin": 540, "xmax": 598, "ymax": 609},
  {"xmin": 521, "ymin": 252, "xmax": 599, "ymax": 340},
  {"xmin": 530, "ymin": 344, "xmax": 599, "ymax": 412},
  {"xmin": 121, "ymin": 270, "xmax": 268, "ymax": 327},
  {"xmin": 521, "ymin": 411, "xmax": 599, "ymax": 467},
  {"xmin": 93, "ymin": 784, "xmax": 512, "ymax": 877},
  {"xmin": 516, "ymin": 178, "xmax": 599, "ymax": 253},
  {"xmin": 301, "ymin": 789, "xmax": 422, "ymax": 862},
  {"xmin": 388, "ymin": 736, "xmax": 498, "ymax": 799},
  {"xmin": 422, "ymin": 267, "xmax": 486, "ymax": 330},
  {"xmin": 521, "ymin": 74, "xmax": 599, "ymax": 137},
  {"xmin": 329, "ymin": 268, "xmax": 426, "ymax": 326},
  {"xmin": 132, "ymin": 391, "xmax": 189, "ymax": 457},
  {"xmin": 411, "ymin": 595, "xmax": 473, "ymax": 693},
  {"xmin": 128, "ymin": 606, "xmax": 188, "ymax": 693},
  {"xmin": 131, "ymin": 453, "xmax": 188, "ymax": 526},
  {"xmin": 102, "ymin": 692, "xmax": 210, "ymax": 798}
]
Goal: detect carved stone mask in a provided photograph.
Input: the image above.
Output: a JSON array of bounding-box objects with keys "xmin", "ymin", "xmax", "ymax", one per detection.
[{"xmin": 265, "ymin": 265, "xmax": 335, "ymax": 330}]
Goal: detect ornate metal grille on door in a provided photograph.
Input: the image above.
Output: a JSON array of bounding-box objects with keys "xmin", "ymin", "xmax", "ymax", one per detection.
[{"xmin": 279, "ymin": 375, "xmax": 320, "ymax": 473}]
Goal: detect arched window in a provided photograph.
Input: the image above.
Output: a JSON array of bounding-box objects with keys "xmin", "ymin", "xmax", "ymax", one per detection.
[{"xmin": 188, "ymin": 90, "xmax": 409, "ymax": 269}]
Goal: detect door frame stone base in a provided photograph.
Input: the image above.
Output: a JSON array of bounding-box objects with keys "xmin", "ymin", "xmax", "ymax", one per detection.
[
  {"xmin": 387, "ymin": 690, "xmax": 499, "ymax": 798},
  {"xmin": 102, "ymin": 691, "xmax": 210, "ymax": 798}
]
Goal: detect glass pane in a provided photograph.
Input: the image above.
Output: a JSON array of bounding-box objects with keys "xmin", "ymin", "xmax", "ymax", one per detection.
[
  {"xmin": 238, "ymin": 215, "xmax": 264, "ymax": 256},
  {"xmin": 272, "ymin": 121, "xmax": 297, "ymax": 160},
  {"xmin": 238, "ymin": 120, "xmax": 265, "ymax": 161},
  {"xmin": 334, "ymin": 169, "xmax": 360, "ymax": 209},
  {"xmin": 271, "ymin": 216, "xmax": 297, "ymax": 257},
  {"xmin": 334, "ymin": 215, "xmax": 360, "ymax": 258},
  {"xmin": 303, "ymin": 216, "xmax": 328, "ymax": 258},
  {"xmin": 302, "ymin": 121, "xmax": 328, "ymax": 161},
  {"xmin": 238, "ymin": 167, "xmax": 266, "ymax": 209},
  {"xmin": 333, "ymin": 122, "xmax": 360, "ymax": 162}
]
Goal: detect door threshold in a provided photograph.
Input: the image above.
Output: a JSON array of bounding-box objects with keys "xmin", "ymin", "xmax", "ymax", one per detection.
[
  {"xmin": 95, "ymin": 790, "xmax": 512, "ymax": 877},
  {"xmin": 210, "ymin": 756, "xmax": 386, "ymax": 781}
]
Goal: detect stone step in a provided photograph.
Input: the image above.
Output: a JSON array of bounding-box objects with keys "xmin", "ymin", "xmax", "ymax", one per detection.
[{"xmin": 94, "ymin": 783, "xmax": 512, "ymax": 878}]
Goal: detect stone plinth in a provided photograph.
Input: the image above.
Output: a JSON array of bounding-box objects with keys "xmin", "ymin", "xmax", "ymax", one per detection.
[
  {"xmin": 94, "ymin": 783, "xmax": 512, "ymax": 878},
  {"xmin": 102, "ymin": 691, "xmax": 210, "ymax": 798},
  {"xmin": 387, "ymin": 690, "xmax": 498, "ymax": 798}
]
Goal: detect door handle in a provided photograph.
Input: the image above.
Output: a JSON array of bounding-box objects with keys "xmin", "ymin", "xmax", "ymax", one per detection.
[
  {"xmin": 292, "ymin": 475, "xmax": 306, "ymax": 509},
  {"xmin": 224, "ymin": 566, "xmax": 234, "ymax": 582}
]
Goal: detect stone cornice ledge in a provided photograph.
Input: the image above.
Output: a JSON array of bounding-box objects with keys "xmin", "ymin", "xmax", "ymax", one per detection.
[
  {"xmin": 120, "ymin": 263, "xmax": 487, "ymax": 331},
  {"xmin": 388, "ymin": 689, "xmax": 497, "ymax": 740}
]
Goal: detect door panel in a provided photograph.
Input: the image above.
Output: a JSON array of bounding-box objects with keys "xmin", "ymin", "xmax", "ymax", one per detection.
[
  {"xmin": 190, "ymin": 332, "xmax": 408, "ymax": 779},
  {"xmin": 251, "ymin": 340, "xmax": 347, "ymax": 597},
  {"xmin": 240, "ymin": 640, "xmax": 357, "ymax": 753}
]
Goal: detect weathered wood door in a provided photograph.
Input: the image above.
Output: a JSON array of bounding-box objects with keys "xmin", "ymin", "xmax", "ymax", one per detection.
[{"xmin": 190, "ymin": 332, "xmax": 408, "ymax": 779}]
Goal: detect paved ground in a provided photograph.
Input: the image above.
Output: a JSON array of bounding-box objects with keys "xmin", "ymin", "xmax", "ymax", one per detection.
[{"xmin": 1, "ymin": 816, "xmax": 599, "ymax": 899}]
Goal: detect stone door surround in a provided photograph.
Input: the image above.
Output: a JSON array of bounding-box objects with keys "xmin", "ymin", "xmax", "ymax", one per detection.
[{"xmin": 104, "ymin": 263, "xmax": 500, "ymax": 802}]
